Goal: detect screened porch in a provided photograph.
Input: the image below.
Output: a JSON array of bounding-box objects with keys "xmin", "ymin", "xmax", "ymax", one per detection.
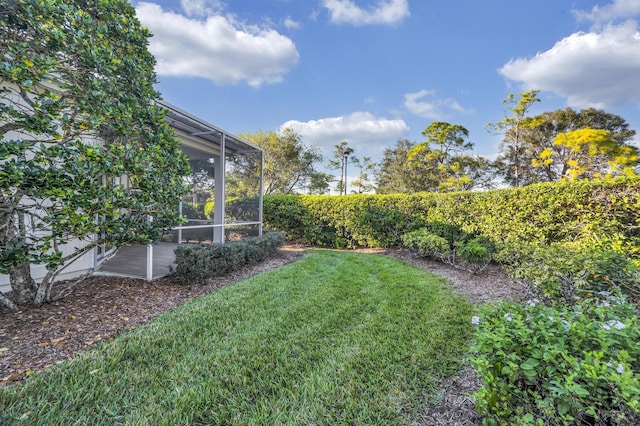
[{"xmin": 97, "ymin": 101, "xmax": 263, "ymax": 280}]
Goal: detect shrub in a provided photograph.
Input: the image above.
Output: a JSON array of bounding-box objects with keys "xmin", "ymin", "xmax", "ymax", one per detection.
[
  {"xmin": 401, "ymin": 228, "xmax": 450, "ymax": 260},
  {"xmin": 173, "ymin": 231, "xmax": 285, "ymax": 283},
  {"xmin": 227, "ymin": 197, "xmax": 260, "ymax": 222},
  {"xmin": 204, "ymin": 201, "xmax": 214, "ymax": 219},
  {"xmin": 471, "ymin": 298, "xmax": 640, "ymax": 426},
  {"xmin": 263, "ymin": 195, "xmax": 338, "ymax": 246},
  {"xmin": 456, "ymin": 236, "xmax": 493, "ymax": 266},
  {"xmin": 181, "ymin": 202, "xmax": 207, "ymax": 220},
  {"xmin": 352, "ymin": 203, "xmax": 425, "ymax": 247},
  {"xmin": 505, "ymin": 244, "xmax": 640, "ymax": 305},
  {"xmin": 402, "ymin": 227, "xmax": 495, "ymax": 273},
  {"xmin": 263, "ymin": 178, "xmax": 640, "ymax": 258}
]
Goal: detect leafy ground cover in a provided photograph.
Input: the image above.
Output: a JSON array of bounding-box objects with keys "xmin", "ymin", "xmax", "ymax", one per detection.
[{"xmin": 0, "ymin": 250, "xmax": 474, "ymax": 425}]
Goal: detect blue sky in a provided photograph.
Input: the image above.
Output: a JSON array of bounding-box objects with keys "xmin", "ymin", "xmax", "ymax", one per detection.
[{"xmin": 132, "ymin": 0, "xmax": 640, "ymax": 167}]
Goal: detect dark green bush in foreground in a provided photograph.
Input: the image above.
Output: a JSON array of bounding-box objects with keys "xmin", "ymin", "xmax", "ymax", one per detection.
[
  {"xmin": 472, "ymin": 297, "xmax": 640, "ymax": 425},
  {"xmin": 173, "ymin": 231, "xmax": 285, "ymax": 283}
]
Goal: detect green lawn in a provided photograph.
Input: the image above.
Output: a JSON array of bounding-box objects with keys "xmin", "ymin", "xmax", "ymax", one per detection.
[{"xmin": 0, "ymin": 250, "xmax": 474, "ymax": 425}]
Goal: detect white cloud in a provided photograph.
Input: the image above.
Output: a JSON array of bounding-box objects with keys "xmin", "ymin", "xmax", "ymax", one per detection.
[
  {"xmin": 499, "ymin": 21, "xmax": 640, "ymax": 108},
  {"xmin": 280, "ymin": 112, "xmax": 409, "ymax": 157},
  {"xmin": 322, "ymin": 0, "xmax": 409, "ymax": 26},
  {"xmin": 403, "ymin": 89, "xmax": 468, "ymax": 120},
  {"xmin": 283, "ymin": 16, "xmax": 301, "ymax": 30},
  {"xmin": 180, "ymin": 0, "xmax": 224, "ymax": 18},
  {"xmin": 135, "ymin": 2, "xmax": 299, "ymax": 87},
  {"xmin": 573, "ymin": 0, "xmax": 640, "ymax": 24}
]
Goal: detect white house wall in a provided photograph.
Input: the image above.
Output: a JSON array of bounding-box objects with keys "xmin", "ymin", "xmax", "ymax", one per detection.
[
  {"xmin": 0, "ymin": 238, "xmax": 95, "ymax": 294},
  {"xmin": 0, "ymin": 81, "xmax": 103, "ymax": 294}
]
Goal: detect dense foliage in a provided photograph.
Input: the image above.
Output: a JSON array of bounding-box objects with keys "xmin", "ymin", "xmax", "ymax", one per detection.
[
  {"xmin": 231, "ymin": 129, "xmax": 329, "ymax": 196},
  {"xmin": 472, "ymin": 297, "xmax": 640, "ymax": 425},
  {"xmin": 173, "ymin": 231, "xmax": 285, "ymax": 283},
  {"xmin": 401, "ymin": 226, "xmax": 494, "ymax": 273},
  {"xmin": 506, "ymin": 107, "xmax": 638, "ymax": 185},
  {"xmin": 0, "ymin": 0, "xmax": 190, "ymax": 307},
  {"xmin": 375, "ymin": 131, "xmax": 495, "ymax": 194},
  {"xmin": 264, "ymin": 177, "xmax": 639, "ymax": 256}
]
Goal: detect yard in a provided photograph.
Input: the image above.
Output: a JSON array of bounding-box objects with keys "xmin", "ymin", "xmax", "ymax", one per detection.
[{"xmin": 0, "ymin": 249, "xmax": 504, "ymax": 425}]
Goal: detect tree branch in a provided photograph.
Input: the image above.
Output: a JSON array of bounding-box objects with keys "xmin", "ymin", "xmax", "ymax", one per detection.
[{"xmin": 0, "ymin": 292, "xmax": 17, "ymax": 310}]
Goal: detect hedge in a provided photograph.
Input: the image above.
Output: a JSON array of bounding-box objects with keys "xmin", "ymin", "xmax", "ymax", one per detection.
[
  {"xmin": 263, "ymin": 177, "xmax": 640, "ymax": 259},
  {"xmin": 172, "ymin": 231, "xmax": 285, "ymax": 283}
]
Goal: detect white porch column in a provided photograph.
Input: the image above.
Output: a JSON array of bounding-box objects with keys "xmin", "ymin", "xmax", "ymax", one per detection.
[
  {"xmin": 213, "ymin": 133, "xmax": 226, "ymax": 243},
  {"xmin": 146, "ymin": 244, "xmax": 153, "ymax": 281},
  {"xmin": 146, "ymin": 215, "xmax": 154, "ymax": 280},
  {"xmin": 259, "ymin": 149, "xmax": 264, "ymax": 236}
]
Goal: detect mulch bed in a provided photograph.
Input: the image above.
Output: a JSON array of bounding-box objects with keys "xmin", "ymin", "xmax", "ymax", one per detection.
[
  {"xmin": 1, "ymin": 246, "xmax": 527, "ymax": 425},
  {"xmin": 0, "ymin": 247, "xmax": 306, "ymax": 385}
]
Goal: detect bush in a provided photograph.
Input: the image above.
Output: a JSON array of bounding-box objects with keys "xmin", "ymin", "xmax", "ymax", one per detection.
[
  {"xmin": 263, "ymin": 178, "xmax": 640, "ymax": 258},
  {"xmin": 401, "ymin": 227, "xmax": 495, "ymax": 273},
  {"xmin": 401, "ymin": 228, "xmax": 450, "ymax": 260},
  {"xmin": 181, "ymin": 202, "xmax": 207, "ymax": 220},
  {"xmin": 173, "ymin": 231, "xmax": 285, "ymax": 283},
  {"xmin": 505, "ymin": 244, "xmax": 640, "ymax": 305},
  {"xmin": 471, "ymin": 298, "xmax": 640, "ymax": 426},
  {"xmin": 226, "ymin": 197, "xmax": 260, "ymax": 222},
  {"xmin": 204, "ymin": 201, "xmax": 214, "ymax": 219}
]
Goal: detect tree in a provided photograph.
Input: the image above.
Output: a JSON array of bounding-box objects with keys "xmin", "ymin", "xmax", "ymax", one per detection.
[
  {"xmin": 185, "ymin": 158, "xmax": 216, "ymax": 204},
  {"xmin": 0, "ymin": 0, "xmax": 190, "ymax": 308},
  {"xmin": 488, "ymin": 90, "xmax": 540, "ymax": 187},
  {"xmin": 328, "ymin": 141, "xmax": 354, "ymax": 195},
  {"xmin": 375, "ymin": 136, "xmax": 495, "ymax": 193},
  {"xmin": 233, "ymin": 129, "xmax": 327, "ymax": 195},
  {"xmin": 406, "ymin": 122, "xmax": 485, "ymax": 192},
  {"xmin": 553, "ymin": 128, "xmax": 638, "ymax": 179},
  {"xmin": 307, "ymin": 171, "xmax": 333, "ymax": 195},
  {"xmin": 350, "ymin": 156, "xmax": 378, "ymax": 194},
  {"xmin": 375, "ymin": 139, "xmax": 416, "ymax": 194},
  {"xmin": 519, "ymin": 108, "xmax": 638, "ymax": 183}
]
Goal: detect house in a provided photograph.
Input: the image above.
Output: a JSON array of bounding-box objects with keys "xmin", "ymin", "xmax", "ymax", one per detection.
[{"xmin": 0, "ymin": 100, "xmax": 263, "ymax": 293}]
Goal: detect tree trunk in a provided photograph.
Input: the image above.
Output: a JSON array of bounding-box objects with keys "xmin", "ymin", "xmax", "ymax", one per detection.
[{"xmin": 9, "ymin": 262, "xmax": 36, "ymax": 305}]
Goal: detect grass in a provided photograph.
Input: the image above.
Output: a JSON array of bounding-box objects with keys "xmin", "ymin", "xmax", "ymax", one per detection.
[{"xmin": 0, "ymin": 250, "xmax": 474, "ymax": 425}]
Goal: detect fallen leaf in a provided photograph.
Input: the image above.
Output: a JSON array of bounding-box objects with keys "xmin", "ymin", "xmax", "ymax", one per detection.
[{"xmin": 0, "ymin": 347, "xmax": 9, "ymax": 353}]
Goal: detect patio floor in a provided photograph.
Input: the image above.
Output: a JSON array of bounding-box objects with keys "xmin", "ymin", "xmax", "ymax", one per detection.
[{"xmin": 96, "ymin": 242, "xmax": 178, "ymax": 280}]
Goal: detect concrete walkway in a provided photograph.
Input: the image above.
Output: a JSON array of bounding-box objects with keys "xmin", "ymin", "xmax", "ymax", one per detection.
[{"xmin": 96, "ymin": 242, "xmax": 178, "ymax": 280}]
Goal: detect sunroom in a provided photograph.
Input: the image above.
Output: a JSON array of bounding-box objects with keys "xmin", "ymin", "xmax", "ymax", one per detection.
[{"xmin": 97, "ymin": 100, "xmax": 264, "ymax": 280}]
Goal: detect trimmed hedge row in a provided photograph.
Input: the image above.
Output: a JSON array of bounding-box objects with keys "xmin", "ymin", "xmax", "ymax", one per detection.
[
  {"xmin": 264, "ymin": 177, "xmax": 640, "ymax": 258},
  {"xmin": 172, "ymin": 231, "xmax": 285, "ymax": 283}
]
